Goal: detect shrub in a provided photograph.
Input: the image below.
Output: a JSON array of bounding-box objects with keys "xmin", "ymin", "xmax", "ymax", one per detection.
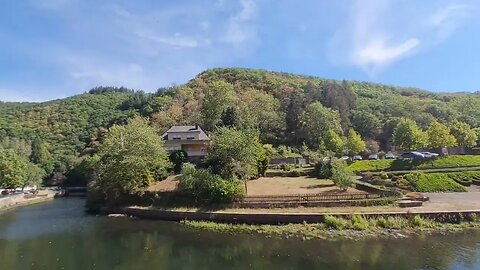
[
  {"xmin": 324, "ymin": 215, "xmax": 348, "ymax": 229},
  {"xmin": 288, "ymin": 170, "xmax": 301, "ymax": 177},
  {"xmin": 179, "ymin": 163, "xmax": 244, "ymax": 203},
  {"xmin": 351, "ymin": 215, "xmax": 369, "ymax": 231},
  {"xmin": 404, "ymin": 173, "xmax": 467, "ymax": 192},
  {"xmin": 314, "ymin": 160, "xmax": 333, "ymax": 178},
  {"xmin": 281, "ymin": 163, "xmax": 294, "ymax": 172},
  {"xmin": 330, "ymin": 161, "xmax": 355, "ymax": 191},
  {"xmin": 411, "ymin": 215, "xmax": 437, "ymax": 228},
  {"xmin": 379, "ymin": 172, "xmax": 389, "ymax": 179}
]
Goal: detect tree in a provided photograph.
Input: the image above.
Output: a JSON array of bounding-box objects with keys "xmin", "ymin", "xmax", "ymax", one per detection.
[
  {"xmin": 351, "ymin": 111, "xmax": 381, "ymax": 139},
  {"xmin": 330, "ymin": 161, "xmax": 355, "ymax": 191},
  {"xmin": 0, "ymin": 147, "xmax": 44, "ymax": 190},
  {"xmin": 220, "ymin": 106, "xmax": 240, "ymax": 128},
  {"xmin": 345, "ymin": 129, "xmax": 366, "ymax": 155},
  {"xmin": 206, "ymin": 127, "xmax": 263, "ymax": 193},
  {"xmin": 91, "ymin": 117, "xmax": 171, "ymax": 202},
  {"xmin": 322, "ymin": 129, "xmax": 344, "ymax": 155},
  {"xmin": 237, "ymin": 89, "xmax": 284, "ymax": 142},
  {"xmin": 169, "ymin": 150, "xmax": 188, "ymax": 174},
  {"xmin": 300, "ymin": 102, "xmax": 343, "ymax": 149},
  {"xmin": 426, "ymin": 121, "xmax": 457, "ymax": 149},
  {"xmin": 450, "ymin": 120, "xmax": 478, "ymax": 147},
  {"xmin": 0, "ymin": 147, "xmax": 27, "ymax": 189},
  {"xmin": 320, "ymin": 81, "xmax": 356, "ymax": 128},
  {"xmin": 200, "ymin": 81, "xmax": 236, "ymax": 130},
  {"xmin": 393, "ymin": 118, "xmax": 427, "ymax": 150}
]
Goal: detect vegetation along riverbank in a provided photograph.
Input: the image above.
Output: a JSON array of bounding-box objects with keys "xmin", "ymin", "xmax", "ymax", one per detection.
[{"xmin": 181, "ymin": 214, "xmax": 480, "ymax": 240}]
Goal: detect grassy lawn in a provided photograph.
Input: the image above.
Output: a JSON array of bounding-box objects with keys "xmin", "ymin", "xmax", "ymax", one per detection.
[
  {"xmin": 404, "ymin": 173, "xmax": 467, "ymax": 192},
  {"xmin": 349, "ymin": 155, "xmax": 480, "ymax": 172},
  {"xmin": 246, "ymin": 176, "xmax": 366, "ymax": 196}
]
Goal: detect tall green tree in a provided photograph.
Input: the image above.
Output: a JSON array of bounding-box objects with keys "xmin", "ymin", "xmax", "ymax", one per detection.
[
  {"xmin": 426, "ymin": 121, "xmax": 457, "ymax": 149},
  {"xmin": 450, "ymin": 120, "xmax": 478, "ymax": 147},
  {"xmin": 393, "ymin": 118, "xmax": 427, "ymax": 150},
  {"xmin": 200, "ymin": 81, "xmax": 236, "ymax": 130},
  {"xmin": 0, "ymin": 147, "xmax": 44, "ymax": 189},
  {"xmin": 91, "ymin": 117, "xmax": 171, "ymax": 201},
  {"xmin": 300, "ymin": 102, "xmax": 343, "ymax": 149},
  {"xmin": 206, "ymin": 127, "xmax": 263, "ymax": 193},
  {"xmin": 345, "ymin": 129, "xmax": 366, "ymax": 155},
  {"xmin": 322, "ymin": 129, "xmax": 344, "ymax": 155}
]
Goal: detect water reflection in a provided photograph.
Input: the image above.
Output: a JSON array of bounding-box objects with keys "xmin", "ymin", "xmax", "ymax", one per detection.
[{"xmin": 0, "ymin": 198, "xmax": 479, "ymax": 270}]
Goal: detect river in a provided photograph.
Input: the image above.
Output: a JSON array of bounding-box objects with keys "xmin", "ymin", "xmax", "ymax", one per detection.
[{"xmin": 0, "ymin": 198, "xmax": 480, "ymax": 270}]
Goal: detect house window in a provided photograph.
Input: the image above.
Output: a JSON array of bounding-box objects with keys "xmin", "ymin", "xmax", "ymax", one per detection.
[
  {"xmin": 186, "ymin": 136, "xmax": 195, "ymax": 140},
  {"xmin": 172, "ymin": 135, "xmax": 181, "ymax": 140}
]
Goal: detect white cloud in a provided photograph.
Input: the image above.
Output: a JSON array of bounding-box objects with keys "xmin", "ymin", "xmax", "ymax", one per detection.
[
  {"xmin": 221, "ymin": 0, "xmax": 259, "ymax": 44},
  {"xmin": 330, "ymin": 0, "xmax": 475, "ymax": 76},
  {"xmin": 428, "ymin": 4, "xmax": 473, "ymax": 42}
]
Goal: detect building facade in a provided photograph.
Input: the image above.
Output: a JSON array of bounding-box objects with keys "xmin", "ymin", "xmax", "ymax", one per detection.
[{"xmin": 162, "ymin": 125, "xmax": 210, "ymax": 160}]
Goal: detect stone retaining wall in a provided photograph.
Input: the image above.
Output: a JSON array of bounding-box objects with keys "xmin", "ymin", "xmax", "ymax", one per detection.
[
  {"xmin": 0, "ymin": 191, "xmax": 56, "ymax": 211},
  {"xmin": 111, "ymin": 207, "xmax": 480, "ymax": 225}
]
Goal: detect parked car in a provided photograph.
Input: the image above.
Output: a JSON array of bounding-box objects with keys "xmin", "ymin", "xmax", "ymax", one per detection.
[
  {"xmin": 401, "ymin": 151, "xmax": 425, "ymax": 159},
  {"xmin": 385, "ymin": 153, "xmax": 396, "ymax": 159},
  {"xmin": 421, "ymin": 152, "xmax": 439, "ymax": 158},
  {"xmin": 339, "ymin": 156, "xmax": 350, "ymax": 161},
  {"xmin": 368, "ymin": 154, "xmax": 379, "ymax": 160},
  {"xmin": 352, "ymin": 155, "xmax": 363, "ymax": 161}
]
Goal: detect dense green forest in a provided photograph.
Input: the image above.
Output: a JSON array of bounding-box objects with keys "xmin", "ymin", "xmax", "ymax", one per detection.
[{"xmin": 1, "ymin": 68, "xmax": 479, "ymax": 186}]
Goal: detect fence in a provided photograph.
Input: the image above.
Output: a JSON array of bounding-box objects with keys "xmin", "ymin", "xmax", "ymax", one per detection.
[{"xmin": 239, "ymin": 192, "xmax": 380, "ymax": 204}]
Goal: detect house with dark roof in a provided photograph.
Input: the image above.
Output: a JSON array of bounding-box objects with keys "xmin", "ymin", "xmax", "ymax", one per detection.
[{"xmin": 161, "ymin": 124, "xmax": 210, "ymax": 160}]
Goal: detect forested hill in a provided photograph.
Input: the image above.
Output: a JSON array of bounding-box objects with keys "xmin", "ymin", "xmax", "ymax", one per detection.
[{"xmin": 0, "ymin": 68, "xmax": 479, "ymax": 181}]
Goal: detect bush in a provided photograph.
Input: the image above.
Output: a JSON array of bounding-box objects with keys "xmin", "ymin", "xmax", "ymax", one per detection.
[
  {"xmin": 280, "ymin": 163, "xmax": 294, "ymax": 172},
  {"xmin": 314, "ymin": 160, "xmax": 333, "ymax": 178},
  {"xmin": 404, "ymin": 173, "xmax": 467, "ymax": 192},
  {"xmin": 351, "ymin": 215, "xmax": 369, "ymax": 231},
  {"xmin": 445, "ymin": 171, "xmax": 480, "ymax": 186},
  {"xmin": 411, "ymin": 215, "xmax": 437, "ymax": 228},
  {"xmin": 324, "ymin": 215, "xmax": 348, "ymax": 229},
  {"xmin": 288, "ymin": 170, "xmax": 301, "ymax": 177},
  {"xmin": 179, "ymin": 163, "xmax": 244, "ymax": 203},
  {"xmin": 330, "ymin": 161, "xmax": 355, "ymax": 191},
  {"xmin": 379, "ymin": 172, "xmax": 389, "ymax": 179},
  {"xmin": 169, "ymin": 150, "xmax": 188, "ymax": 173}
]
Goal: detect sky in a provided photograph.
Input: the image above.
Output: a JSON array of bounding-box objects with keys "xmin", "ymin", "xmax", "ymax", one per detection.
[{"xmin": 1, "ymin": 0, "xmax": 480, "ymax": 102}]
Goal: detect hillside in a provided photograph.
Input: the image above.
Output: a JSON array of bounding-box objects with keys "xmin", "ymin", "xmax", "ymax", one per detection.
[{"xmin": 1, "ymin": 68, "xmax": 479, "ymax": 179}]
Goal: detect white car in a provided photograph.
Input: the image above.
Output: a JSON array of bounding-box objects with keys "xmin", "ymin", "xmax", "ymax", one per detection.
[{"xmin": 421, "ymin": 152, "xmax": 439, "ymax": 158}]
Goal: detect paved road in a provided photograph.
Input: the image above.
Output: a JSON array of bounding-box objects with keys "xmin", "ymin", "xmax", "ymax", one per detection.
[{"xmin": 418, "ymin": 192, "xmax": 480, "ymax": 212}]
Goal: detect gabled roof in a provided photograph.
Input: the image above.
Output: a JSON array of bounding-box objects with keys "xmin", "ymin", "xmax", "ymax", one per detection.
[{"xmin": 162, "ymin": 125, "xmax": 210, "ymax": 141}]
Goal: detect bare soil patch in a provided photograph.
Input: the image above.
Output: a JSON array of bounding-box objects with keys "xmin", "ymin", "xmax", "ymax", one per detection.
[{"xmin": 147, "ymin": 175, "xmax": 180, "ymax": 192}]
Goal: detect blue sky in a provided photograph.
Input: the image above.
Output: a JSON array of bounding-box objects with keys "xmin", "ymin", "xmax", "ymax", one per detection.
[{"xmin": 1, "ymin": 0, "xmax": 480, "ymax": 101}]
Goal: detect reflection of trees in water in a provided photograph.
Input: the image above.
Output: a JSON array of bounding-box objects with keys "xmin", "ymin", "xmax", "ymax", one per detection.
[{"xmin": 0, "ymin": 218, "xmax": 479, "ymax": 269}]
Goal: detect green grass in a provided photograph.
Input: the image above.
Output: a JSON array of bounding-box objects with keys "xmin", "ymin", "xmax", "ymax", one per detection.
[
  {"xmin": 444, "ymin": 171, "xmax": 480, "ymax": 186},
  {"xmin": 404, "ymin": 173, "xmax": 467, "ymax": 192},
  {"xmin": 349, "ymin": 155, "xmax": 480, "ymax": 172},
  {"xmin": 181, "ymin": 214, "xmax": 480, "ymax": 240}
]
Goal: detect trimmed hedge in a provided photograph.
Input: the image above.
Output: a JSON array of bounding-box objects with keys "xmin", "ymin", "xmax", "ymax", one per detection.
[
  {"xmin": 404, "ymin": 173, "xmax": 467, "ymax": 192},
  {"xmin": 349, "ymin": 155, "xmax": 480, "ymax": 172},
  {"xmin": 445, "ymin": 171, "xmax": 480, "ymax": 186}
]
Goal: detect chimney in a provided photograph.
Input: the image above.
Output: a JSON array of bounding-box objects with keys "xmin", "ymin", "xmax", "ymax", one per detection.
[{"xmin": 195, "ymin": 123, "xmax": 199, "ymax": 130}]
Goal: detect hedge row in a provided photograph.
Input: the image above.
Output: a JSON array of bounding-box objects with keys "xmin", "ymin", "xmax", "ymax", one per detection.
[
  {"xmin": 403, "ymin": 173, "xmax": 467, "ymax": 192},
  {"xmin": 349, "ymin": 155, "xmax": 480, "ymax": 172},
  {"xmin": 445, "ymin": 171, "xmax": 480, "ymax": 186}
]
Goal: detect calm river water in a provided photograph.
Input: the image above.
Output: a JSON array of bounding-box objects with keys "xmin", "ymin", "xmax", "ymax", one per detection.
[{"xmin": 1, "ymin": 198, "xmax": 480, "ymax": 270}]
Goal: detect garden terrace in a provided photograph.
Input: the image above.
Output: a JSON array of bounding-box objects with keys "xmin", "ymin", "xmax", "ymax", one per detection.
[{"xmin": 348, "ymin": 155, "xmax": 480, "ymax": 172}]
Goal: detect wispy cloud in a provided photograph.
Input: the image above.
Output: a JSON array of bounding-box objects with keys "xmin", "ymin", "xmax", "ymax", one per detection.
[
  {"xmin": 330, "ymin": 0, "xmax": 475, "ymax": 76},
  {"xmin": 221, "ymin": 0, "xmax": 259, "ymax": 44}
]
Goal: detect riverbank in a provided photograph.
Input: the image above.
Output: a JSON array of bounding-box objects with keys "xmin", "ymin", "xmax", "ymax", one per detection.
[
  {"xmin": 181, "ymin": 216, "xmax": 480, "ymax": 240},
  {"xmin": 0, "ymin": 190, "xmax": 56, "ymax": 213}
]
